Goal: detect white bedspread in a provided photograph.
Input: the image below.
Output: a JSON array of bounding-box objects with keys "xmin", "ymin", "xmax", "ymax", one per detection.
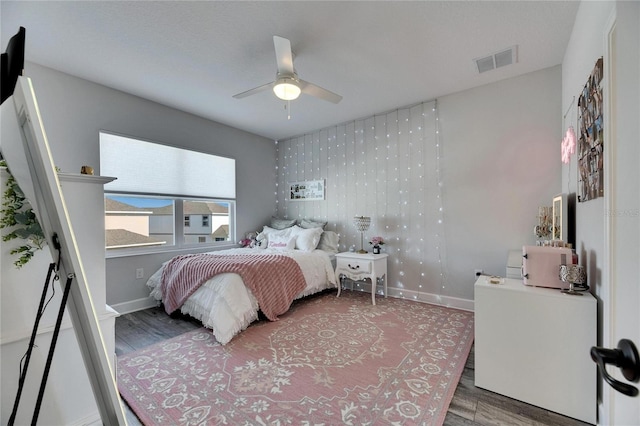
[{"xmin": 147, "ymin": 247, "xmax": 336, "ymax": 344}]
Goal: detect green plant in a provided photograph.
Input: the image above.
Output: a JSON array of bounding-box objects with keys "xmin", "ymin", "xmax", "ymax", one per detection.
[{"xmin": 0, "ymin": 160, "xmax": 46, "ymax": 268}]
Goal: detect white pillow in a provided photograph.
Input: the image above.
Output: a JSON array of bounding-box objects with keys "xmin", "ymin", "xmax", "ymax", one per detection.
[
  {"xmin": 257, "ymin": 226, "xmax": 293, "ymax": 249},
  {"xmin": 267, "ymin": 234, "xmax": 295, "ymax": 250},
  {"xmin": 291, "ymin": 225, "xmax": 323, "ymax": 252}
]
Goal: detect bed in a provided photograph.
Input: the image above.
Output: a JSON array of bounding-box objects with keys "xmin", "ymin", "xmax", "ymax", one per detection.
[{"xmin": 147, "ymin": 221, "xmax": 339, "ymax": 344}]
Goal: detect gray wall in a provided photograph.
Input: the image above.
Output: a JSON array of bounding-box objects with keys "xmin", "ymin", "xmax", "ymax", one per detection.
[
  {"xmin": 277, "ymin": 66, "xmax": 562, "ymax": 307},
  {"xmin": 7, "ymin": 62, "xmax": 277, "ymax": 310},
  {"xmin": 6, "ymin": 62, "xmax": 563, "ymax": 311}
]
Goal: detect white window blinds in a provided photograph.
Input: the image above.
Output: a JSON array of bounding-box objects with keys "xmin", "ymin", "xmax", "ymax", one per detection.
[{"xmin": 100, "ymin": 132, "xmax": 235, "ymax": 198}]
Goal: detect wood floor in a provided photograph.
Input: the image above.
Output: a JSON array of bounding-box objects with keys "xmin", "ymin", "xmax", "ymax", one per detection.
[{"xmin": 115, "ymin": 305, "xmax": 591, "ymax": 426}]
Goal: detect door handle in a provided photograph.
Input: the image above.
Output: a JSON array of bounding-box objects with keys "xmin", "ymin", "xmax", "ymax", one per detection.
[{"xmin": 590, "ymin": 339, "xmax": 640, "ymax": 397}]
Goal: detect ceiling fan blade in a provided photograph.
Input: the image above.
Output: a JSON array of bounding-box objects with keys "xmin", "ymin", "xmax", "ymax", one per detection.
[
  {"xmin": 232, "ymin": 82, "xmax": 274, "ymax": 99},
  {"xmin": 299, "ymin": 80, "xmax": 343, "ymax": 104},
  {"xmin": 273, "ymin": 36, "xmax": 295, "ymax": 75}
]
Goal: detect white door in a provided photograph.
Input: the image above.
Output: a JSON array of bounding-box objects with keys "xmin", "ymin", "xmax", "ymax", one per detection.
[{"xmin": 602, "ymin": 3, "xmax": 640, "ymax": 424}]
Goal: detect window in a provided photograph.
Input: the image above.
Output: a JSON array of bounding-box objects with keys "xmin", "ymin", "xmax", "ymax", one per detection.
[{"xmin": 100, "ymin": 132, "xmax": 236, "ymax": 255}]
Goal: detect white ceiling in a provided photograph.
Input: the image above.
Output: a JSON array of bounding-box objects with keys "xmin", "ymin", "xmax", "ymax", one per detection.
[{"xmin": 1, "ymin": 1, "xmax": 579, "ymax": 141}]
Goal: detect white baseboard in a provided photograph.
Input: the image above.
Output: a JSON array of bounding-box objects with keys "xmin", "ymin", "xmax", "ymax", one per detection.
[
  {"xmin": 109, "ymin": 286, "xmax": 475, "ymax": 317},
  {"xmin": 70, "ymin": 411, "xmax": 101, "ymax": 426},
  {"xmin": 0, "ymin": 306, "xmax": 119, "ymax": 345},
  {"xmin": 385, "ymin": 287, "xmax": 474, "ymax": 311},
  {"xmin": 110, "ymin": 296, "xmax": 159, "ymax": 315},
  {"xmin": 343, "ymin": 280, "xmax": 474, "ymax": 312}
]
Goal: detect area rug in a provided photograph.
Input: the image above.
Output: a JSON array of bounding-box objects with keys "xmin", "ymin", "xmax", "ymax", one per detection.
[{"xmin": 117, "ymin": 291, "xmax": 474, "ymax": 425}]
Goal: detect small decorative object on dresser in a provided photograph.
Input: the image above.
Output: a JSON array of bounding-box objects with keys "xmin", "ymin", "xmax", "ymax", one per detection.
[
  {"xmin": 369, "ymin": 236, "xmax": 384, "ymax": 254},
  {"xmin": 559, "ymin": 264, "xmax": 587, "ymax": 296},
  {"xmin": 335, "ymin": 251, "xmax": 388, "ymax": 305}
]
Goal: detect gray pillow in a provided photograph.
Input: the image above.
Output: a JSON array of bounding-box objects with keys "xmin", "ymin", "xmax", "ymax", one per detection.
[
  {"xmin": 317, "ymin": 231, "xmax": 339, "ymax": 253},
  {"xmin": 270, "ymin": 217, "xmax": 296, "ymax": 230},
  {"xmin": 298, "ymin": 219, "xmax": 328, "ymax": 230}
]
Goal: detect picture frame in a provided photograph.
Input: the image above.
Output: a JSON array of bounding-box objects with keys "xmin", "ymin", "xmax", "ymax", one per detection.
[
  {"xmin": 577, "ymin": 57, "xmax": 604, "ymax": 202},
  {"xmin": 289, "ymin": 179, "xmax": 325, "ymax": 201},
  {"xmin": 552, "ymin": 193, "xmax": 567, "ymax": 241}
]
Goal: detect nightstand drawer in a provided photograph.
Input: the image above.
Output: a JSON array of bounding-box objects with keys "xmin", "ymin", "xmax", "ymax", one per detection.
[{"xmin": 338, "ymin": 258, "xmax": 372, "ymax": 274}]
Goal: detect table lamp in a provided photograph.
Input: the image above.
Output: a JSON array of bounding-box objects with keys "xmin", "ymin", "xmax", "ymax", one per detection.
[{"xmin": 353, "ymin": 216, "xmax": 371, "ymax": 254}]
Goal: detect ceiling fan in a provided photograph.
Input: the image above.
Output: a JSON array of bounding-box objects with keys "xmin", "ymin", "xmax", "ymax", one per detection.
[{"xmin": 233, "ymin": 36, "xmax": 342, "ymax": 104}]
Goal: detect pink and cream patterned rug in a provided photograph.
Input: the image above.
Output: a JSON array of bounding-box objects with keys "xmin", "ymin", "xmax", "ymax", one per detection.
[{"xmin": 117, "ymin": 291, "xmax": 474, "ymax": 425}]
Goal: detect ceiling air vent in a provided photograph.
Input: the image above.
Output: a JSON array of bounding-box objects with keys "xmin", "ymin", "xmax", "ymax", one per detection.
[{"xmin": 474, "ymin": 45, "xmax": 518, "ymax": 74}]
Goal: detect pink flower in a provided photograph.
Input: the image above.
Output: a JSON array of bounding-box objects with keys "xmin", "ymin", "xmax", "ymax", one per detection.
[{"xmin": 369, "ymin": 236, "xmax": 385, "ymax": 246}]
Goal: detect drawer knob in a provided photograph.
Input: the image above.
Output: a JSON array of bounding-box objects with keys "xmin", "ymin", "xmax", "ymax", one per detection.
[{"xmin": 348, "ymin": 264, "xmax": 360, "ymax": 270}]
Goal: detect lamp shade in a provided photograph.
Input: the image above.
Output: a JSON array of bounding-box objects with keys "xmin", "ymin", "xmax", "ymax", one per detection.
[
  {"xmin": 273, "ymin": 77, "xmax": 301, "ymax": 100},
  {"xmin": 559, "ymin": 264, "xmax": 586, "ymax": 284},
  {"xmin": 353, "ymin": 216, "xmax": 371, "ymax": 232}
]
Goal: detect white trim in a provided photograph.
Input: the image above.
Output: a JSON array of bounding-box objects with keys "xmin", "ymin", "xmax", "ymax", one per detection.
[
  {"xmin": 0, "ymin": 306, "xmax": 119, "ymax": 346},
  {"xmin": 110, "ymin": 296, "xmax": 159, "ymax": 315},
  {"xmin": 342, "ymin": 280, "xmax": 474, "ymax": 312},
  {"xmin": 68, "ymin": 412, "xmax": 102, "ymax": 426},
  {"xmin": 57, "ymin": 172, "xmax": 116, "ymax": 185},
  {"xmin": 602, "ymin": 8, "xmax": 617, "ymax": 426},
  {"xmin": 385, "ymin": 287, "xmax": 474, "ymax": 311}
]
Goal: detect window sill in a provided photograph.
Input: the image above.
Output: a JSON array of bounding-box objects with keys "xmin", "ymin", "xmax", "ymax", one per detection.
[{"xmin": 105, "ymin": 243, "xmax": 239, "ymax": 259}]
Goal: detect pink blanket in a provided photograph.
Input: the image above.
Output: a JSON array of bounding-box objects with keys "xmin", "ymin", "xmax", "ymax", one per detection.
[{"xmin": 160, "ymin": 253, "xmax": 307, "ymax": 321}]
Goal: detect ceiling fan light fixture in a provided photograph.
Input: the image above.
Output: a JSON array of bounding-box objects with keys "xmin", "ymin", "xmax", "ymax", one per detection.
[{"xmin": 273, "ymin": 77, "xmax": 301, "ymax": 101}]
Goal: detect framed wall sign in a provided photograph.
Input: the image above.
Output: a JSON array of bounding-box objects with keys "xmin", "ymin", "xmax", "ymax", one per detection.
[{"xmin": 289, "ymin": 180, "xmax": 325, "ymax": 201}]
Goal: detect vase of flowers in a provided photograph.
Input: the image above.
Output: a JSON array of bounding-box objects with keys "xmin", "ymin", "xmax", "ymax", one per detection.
[{"xmin": 369, "ymin": 236, "xmax": 384, "ymax": 254}]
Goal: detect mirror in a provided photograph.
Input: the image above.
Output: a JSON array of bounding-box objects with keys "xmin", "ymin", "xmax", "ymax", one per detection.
[{"xmin": 552, "ymin": 194, "xmax": 567, "ymax": 242}]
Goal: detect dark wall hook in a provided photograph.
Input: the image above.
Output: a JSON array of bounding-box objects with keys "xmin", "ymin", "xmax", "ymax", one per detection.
[{"xmin": 590, "ymin": 339, "xmax": 640, "ymax": 397}]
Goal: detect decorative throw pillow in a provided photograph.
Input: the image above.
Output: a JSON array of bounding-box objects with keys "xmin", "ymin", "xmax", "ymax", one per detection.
[
  {"xmin": 298, "ymin": 219, "xmax": 328, "ymax": 230},
  {"xmin": 270, "ymin": 217, "xmax": 296, "ymax": 230},
  {"xmin": 317, "ymin": 230, "xmax": 340, "ymax": 253},
  {"xmin": 257, "ymin": 226, "xmax": 293, "ymax": 249},
  {"xmin": 267, "ymin": 234, "xmax": 295, "ymax": 250},
  {"xmin": 291, "ymin": 225, "xmax": 323, "ymax": 252}
]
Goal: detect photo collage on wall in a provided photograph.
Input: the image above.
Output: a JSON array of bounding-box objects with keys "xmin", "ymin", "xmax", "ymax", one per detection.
[
  {"xmin": 577, "ymin": 57, "xmax": 604, "ymax": 202},
  {"xmin": 289, "ymin": 180, "xmax": 325, "ymax": 201}
]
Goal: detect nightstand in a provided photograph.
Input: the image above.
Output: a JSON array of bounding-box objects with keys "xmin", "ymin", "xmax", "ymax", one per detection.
[{"xmin": 335, "ymin": 252, "xmax": 388, "ymax": 304}]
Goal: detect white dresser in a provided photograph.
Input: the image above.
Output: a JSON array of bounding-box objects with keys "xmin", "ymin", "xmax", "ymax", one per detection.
[{"xmin": 474, "ymin": 276, "xmax": 596, "ymax": 424}]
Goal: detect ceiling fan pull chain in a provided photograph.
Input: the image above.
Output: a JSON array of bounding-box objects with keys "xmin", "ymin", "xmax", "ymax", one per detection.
[{"xmin": 287, "ymin": 99, "xmax": 291, "ymax": 120}]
